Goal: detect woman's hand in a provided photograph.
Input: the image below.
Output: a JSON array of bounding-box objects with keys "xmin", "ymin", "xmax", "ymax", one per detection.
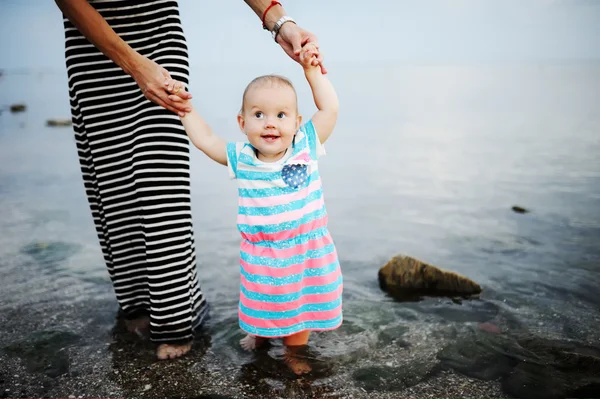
[
  {"xmin": 276, "ymin": 23, "xmax": 327, "ymax": 74},
  {"xmin": 164, "ymin": 78, "xmax": 192, "ymax": 117},
  {"xmin": 129, "ymin": 54, "xmax": 192, "ymax": 117}
]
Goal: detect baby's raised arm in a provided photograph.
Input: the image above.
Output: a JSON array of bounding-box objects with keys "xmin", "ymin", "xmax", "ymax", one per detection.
[
  {"xmin": 165, "ymin": 79, "xmax": 227, "ymax": 166},
  {"xmin": 300, "ymin": 44, "xmax": 339, "ymax": 144}
]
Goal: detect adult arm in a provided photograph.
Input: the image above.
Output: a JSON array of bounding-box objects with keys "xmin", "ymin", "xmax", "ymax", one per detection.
[
  {"xmin": 243, "ymin": 0, "xmax": 327, "ymax": 74},
  {"xmin": 55, "ymin": 0, "xmax": 191, "ymax": 115},
  {"xmin": 163, "ymin": 80, "xmax": 227, "ymax": 165}
]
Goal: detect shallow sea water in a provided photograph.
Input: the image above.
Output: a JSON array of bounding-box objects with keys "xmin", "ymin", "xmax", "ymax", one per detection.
[{"xmin": 0, "ymin": 64, "xmax": 599, "ymax": 398}]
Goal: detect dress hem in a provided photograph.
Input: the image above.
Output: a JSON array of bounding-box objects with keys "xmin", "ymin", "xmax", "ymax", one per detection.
[{"xmin": 239, "ymin": 318, "xmax": 343, "ymax": 338}]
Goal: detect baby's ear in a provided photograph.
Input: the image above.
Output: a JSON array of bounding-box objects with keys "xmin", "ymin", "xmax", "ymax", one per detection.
[{"xmin": 237, "ymin": 113, "xmax": 246, "ymax": 132}]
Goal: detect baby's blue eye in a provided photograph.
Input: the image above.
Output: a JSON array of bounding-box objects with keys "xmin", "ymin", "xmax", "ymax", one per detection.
[
  {"xmin": 255, "ymin": 112, "xmax": 263, "ymax": 118},
  {"xmin": 277, "ymin": 112, "xmax": 286, "ymax": 119}
]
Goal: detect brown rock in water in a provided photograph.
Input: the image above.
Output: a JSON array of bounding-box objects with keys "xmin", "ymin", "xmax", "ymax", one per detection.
[
  {"xmin": 46, "ymin": 119, "xmax": 72, "ymax": 127},
  {"xmin": 511, "ymin": 205, "xmax": 529, "ymax": 214},
  {"xmin": 378, "ymin": 255, "xmax": 482, "ymax": 301},
  {"xmin": 10, "ymin": 104, "xmax": 26, "ymax": 113}
]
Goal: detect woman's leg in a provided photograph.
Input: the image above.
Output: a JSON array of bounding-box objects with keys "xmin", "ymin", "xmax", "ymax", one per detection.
[{"xmin": 63, "ymin": 1, "xmax": 208, "ymax": 359}]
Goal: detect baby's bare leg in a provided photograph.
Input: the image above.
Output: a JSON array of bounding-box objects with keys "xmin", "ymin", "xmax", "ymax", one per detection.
[
  {"xmin": 283, "ymin": 331, "xmax": 312, "ymax": 375},
  {"xmin": 283, "ymin": 330, "xmax": 310, "ymax": 347},
  {"xmin": 240, "ymin": 334, "xmax": 267, "ymax": 351}
]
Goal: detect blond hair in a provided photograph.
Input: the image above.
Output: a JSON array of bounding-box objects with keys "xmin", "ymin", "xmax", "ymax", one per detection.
[{"xmin": 240, "ymin": 74, "xmax": 298, "ymax": 114}]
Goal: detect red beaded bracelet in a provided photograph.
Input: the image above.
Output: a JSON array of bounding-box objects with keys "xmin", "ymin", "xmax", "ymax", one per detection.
[{"xmin": 261, "ymin": 1, "xmax": 282, "ymax": 30}]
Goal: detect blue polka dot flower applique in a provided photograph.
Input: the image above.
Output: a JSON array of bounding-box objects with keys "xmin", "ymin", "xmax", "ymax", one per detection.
[{"xmin": 281, "ymin": 152, "xmax": 312, "ymax": 189}]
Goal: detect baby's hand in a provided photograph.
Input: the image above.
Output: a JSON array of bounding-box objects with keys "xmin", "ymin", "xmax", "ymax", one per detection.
[
  {"xmin": 299, "ymin": 43, "xmax": 320, "ymax": 71},
  {"xmin": 164, "ymin": 78, "xmax": 193, "ymax": 116}
]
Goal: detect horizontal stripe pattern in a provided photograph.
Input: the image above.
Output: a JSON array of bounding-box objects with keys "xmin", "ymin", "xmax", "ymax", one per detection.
[
  {"xmin": 64, "ymin": 0, "xmax": 207, "ymax": 343},
  {"xmin": 239, "ymin": 315, "xmax": 343, "ymax": 338},
  {"xmin": 240, "ymin": 284, "xmax": 343, "ymax": 312},
  {"xmin": 228, "ymin": 120, "xmax": 342, "ymax": 337}
]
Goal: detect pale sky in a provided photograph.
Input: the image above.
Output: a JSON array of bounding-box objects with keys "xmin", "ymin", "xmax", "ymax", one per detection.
[{"xmin": 0, "ymin": 0, "xmax": 599, "ymax": 70}]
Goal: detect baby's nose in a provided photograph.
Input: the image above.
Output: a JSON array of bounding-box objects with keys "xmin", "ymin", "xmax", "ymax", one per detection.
[{"xmin": 264, "ymin": 117, "xmax": 277, "ymax": 128}]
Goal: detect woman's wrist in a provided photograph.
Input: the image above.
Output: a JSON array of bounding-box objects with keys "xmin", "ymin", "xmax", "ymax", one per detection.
[
  {"xmin": 118, "ymin": 47, "xmax": 143, "ymax": 77},
  {"xmin": 272, "ymin": 17, "xmax": 295, "ymax": 42},
  {"xmin": 263, "ymin": 4, "xmax": 286, "ymax": 31}
]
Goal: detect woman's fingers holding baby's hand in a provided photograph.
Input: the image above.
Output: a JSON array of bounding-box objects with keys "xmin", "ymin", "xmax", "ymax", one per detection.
[
  {"xmin": 300, "ymin": 43, "xmax": 322, "ymax": 69},
  {"xmin": 300, "ymin": 49, "xmax": 317, "ymax": 67},
  {"xmin": 162, "ymin": 79, "xmax": 191, "ymax": 116},
  {"xmin": 164, "ymin": 79, "xmax": 192, "ymax": 100},
  {"xmin": 311, "ymin": 51, "xmax": 322, "ymax": 66},
  {"xmin": 168, "ymin": 94, "xmax": 186, "ymax": 102},
  {"xmin": 164, "ymin": 78, "xmax": 175, "ymax": 91},
  {"xmin": 303, "ymin": 42, "xmax": 318, "ymax": 52},
  {"xmin": 301, "ymin": 43, "xmax": 327, "ymax": 74},
  {"xmin": 164, "ymin": 79, "xmax": 178, "ymax": 93}
]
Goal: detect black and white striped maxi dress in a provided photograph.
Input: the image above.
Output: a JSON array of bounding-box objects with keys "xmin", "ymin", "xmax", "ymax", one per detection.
[{"xmin": 63, "ymin": 0, "xmax": 208, "ymax": 343}]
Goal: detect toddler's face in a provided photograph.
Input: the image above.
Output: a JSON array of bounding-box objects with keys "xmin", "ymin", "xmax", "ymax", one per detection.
[{"xmin": 238, "ymin": 85, "xmax": 301, "ymax": 162}]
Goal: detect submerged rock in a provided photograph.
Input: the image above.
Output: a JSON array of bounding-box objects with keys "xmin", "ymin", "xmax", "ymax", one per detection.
[
  {"xmin": 10, "ymin": 103, "xmax": 26, "ymax": 113},
  {"xmin": 47, "ymin": 119, "xmax": 72, "ymax": 127},
  {"xmin": 438, "ymin": 331, "xmax": 600, "ymax": 399},
  {"xmin": 511, "ymin": 205, "xmax": 529, "ymax": 214},
  {"xmin": 376, "ymin": 325, "xmax": 410, "ymax": 349},
  {"xmin": 21, "ymin": 241, "xmax": 81, "ymax": 266},
  {"xmin": 4, "ymin": 330, "xmax": 80, "ymax": 378},
  {"xmin": 352, "ymin": 361, "xmax": 432, "ymax": 392},
  {"xmin": 378, "ymin": 255, "xmax": 482, "ymax": 301},
  {"xmin": 502, "ymin": 337, "xmax": 600, "ymax": 399}
]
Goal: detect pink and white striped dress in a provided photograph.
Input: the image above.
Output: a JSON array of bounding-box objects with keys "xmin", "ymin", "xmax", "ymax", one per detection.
[{"xmin": 226, "ymin": 120, "xmax": 343, "ymax": 337}]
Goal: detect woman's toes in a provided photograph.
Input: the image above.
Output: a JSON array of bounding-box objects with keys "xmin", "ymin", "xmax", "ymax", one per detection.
[{"xmin": 156, "ymin": 343, "xmax": 192, "ymax": 360}]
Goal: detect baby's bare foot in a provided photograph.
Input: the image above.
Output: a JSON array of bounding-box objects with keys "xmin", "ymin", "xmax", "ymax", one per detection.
[
  {"xmin": 239, "ymin": 334, "xmax": 266, "ymax": 351},
  {"xmin": 156, "ymin": 342, "xmax": 192, "ymax": 360},
  {"xmin": 284, "ymin": 352, "xmax": 312, "ymax": 375},
  {"xmin": 124, "ymin": 316, "xmax": 150, "ymax": 338}
]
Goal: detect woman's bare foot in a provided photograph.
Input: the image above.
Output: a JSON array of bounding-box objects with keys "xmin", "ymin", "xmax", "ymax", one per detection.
[
  {"xmin": 124, "ymin": 316, "xmax": 150, "ymax": 338},
  {"xmin": 240, "ymin": 334, "xmax": 267, "ymax": 351},
  {"xmin": 156, "ymin": 342, "xmax": 192, "ymax": 360}
]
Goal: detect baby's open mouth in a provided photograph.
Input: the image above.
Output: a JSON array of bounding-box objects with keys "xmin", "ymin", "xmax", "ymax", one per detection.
[{"xmin": 261, "ymin": 134, "xmax": 280, "ymax": 143}]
